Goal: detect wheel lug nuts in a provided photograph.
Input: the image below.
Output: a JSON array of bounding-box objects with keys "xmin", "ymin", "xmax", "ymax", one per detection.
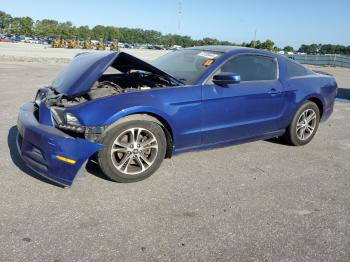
[{"xmin": 137, "ymin": 144, "xmax": 140, "ymax": 148}]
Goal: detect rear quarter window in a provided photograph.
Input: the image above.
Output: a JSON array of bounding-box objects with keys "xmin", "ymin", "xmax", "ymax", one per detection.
[{"xmin": 286, "ymin": 60, "xmax": 307, "ymax": 78}]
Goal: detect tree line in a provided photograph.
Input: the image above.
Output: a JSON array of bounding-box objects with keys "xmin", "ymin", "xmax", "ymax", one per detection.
[{"xmin": 1, "ymin": 10, "xmax": 349, "ymax": 54}]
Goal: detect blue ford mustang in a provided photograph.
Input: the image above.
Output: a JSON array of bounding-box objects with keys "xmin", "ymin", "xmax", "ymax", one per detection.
[{"xmin": 17, "ymin": 46, "xmax": 337, "ymax": 186}]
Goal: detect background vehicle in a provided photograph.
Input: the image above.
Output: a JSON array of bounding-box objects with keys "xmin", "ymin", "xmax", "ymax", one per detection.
[
  {"xmin": 82, "ymin": 40, "xmax": 94, "ymax": 49},
  {"xmin": 16, "ymin": 46, "xmax": 337, "ymax": 186},
  {"xmin": 96, "ymin": 41, "xmax": 106, "ymax": 50},
  {"xmin": 110, "ymin": 41, "xmax": 119, "ymax": 51},
  {"xmin": 66, "ymin": 37, "xmax": 81, "ymax": 49},
  {"xmin": 0, "ymin": 34, "xmax": 11, "ymax": 42}
]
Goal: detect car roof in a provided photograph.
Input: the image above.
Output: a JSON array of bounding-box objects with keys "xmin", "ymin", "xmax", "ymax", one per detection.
[
  {"xmin": 186, "ymin": 45, "xmax": 283, "ymax": 59},
  {"xmin": 186, "ymin": 45, "xmax": 251, "ymax": 53}
]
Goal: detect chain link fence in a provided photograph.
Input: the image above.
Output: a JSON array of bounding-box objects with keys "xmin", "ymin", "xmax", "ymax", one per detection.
[{"xmin": 290, "ymin": 54, "xmax": 350, "ymax": 68}]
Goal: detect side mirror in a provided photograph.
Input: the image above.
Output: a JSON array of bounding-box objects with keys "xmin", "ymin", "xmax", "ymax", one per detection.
[{"xmin": 213, "ymin": 72, "xmax": 241, "ymax": 86}]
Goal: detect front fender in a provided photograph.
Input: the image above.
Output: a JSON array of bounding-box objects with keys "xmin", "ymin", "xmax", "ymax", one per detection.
[
  {"xmin": 67, "ymin": 91, "xmax": 168, "ymax": 126},
  {"xmin": 68, "ymin": 86, "xmax": 202, "ymax": 151},
  {"xmin": 104, "ymin": 105, "xmax": 176, "ymax": 144},
  {"xmin": 105, "ymin": 105, "xmax": 173, "ymax": 127}
]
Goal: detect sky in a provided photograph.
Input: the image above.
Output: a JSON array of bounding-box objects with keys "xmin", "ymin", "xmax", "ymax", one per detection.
[{"xmin": 1, "ymin": 0, "xmax": 350, "ymax": 48}]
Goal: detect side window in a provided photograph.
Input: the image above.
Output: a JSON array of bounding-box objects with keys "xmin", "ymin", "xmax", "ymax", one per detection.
[
  {"xmin": 286, "ymin": 60, "xmax": 307, "ymax": 78},
  {"xmin": 219, "ymin": 55, "xmax": 277, "ymax": 81}
]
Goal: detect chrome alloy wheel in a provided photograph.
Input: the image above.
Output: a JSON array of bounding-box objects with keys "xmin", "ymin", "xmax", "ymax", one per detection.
[
  {"xmin": 296, "ymin": 109, "xmax": 317, "ymax": 141},
  {"xmin": 110, "ymin": 127, "xmax": 158, "ymax": 175}
]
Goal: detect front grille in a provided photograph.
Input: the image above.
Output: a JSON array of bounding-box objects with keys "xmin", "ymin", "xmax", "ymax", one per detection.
[{"xmin": 33, "ymin": 103, "xmax": 39, "ymax": 121}]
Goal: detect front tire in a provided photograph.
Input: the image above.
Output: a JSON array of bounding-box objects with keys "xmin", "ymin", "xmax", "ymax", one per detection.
[
  {"xmin": 97, "ymin": 120, "xmax": 166, "ymax": 183},
  {"xmin": 284, "ymin": 101, "xmax": 320, "ymax": 146}
]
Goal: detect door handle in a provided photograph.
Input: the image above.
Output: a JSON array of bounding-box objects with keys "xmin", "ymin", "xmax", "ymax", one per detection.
[{"xmin": 268, "ymin": 88, "xmax": 282, "ymax": 96}]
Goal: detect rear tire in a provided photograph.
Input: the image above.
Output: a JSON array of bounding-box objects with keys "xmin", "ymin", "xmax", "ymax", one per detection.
[
  {"xmin": 284, "ymin": 101, "xmax": 320, "ymax": 146},
  {"xmin": 97, "ymin": 120, "xmax": 166, "ymax": 183}
]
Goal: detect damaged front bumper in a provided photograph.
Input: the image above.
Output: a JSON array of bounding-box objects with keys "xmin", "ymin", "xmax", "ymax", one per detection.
[{"xmin": 16, "ymin": 102, "xmax": 103, "ymax": 187}]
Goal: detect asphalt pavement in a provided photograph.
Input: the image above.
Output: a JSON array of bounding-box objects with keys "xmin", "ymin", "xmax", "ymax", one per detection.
[{"xmin": 0, "ymin": 62, "xmax": 349, "ymax": 262}]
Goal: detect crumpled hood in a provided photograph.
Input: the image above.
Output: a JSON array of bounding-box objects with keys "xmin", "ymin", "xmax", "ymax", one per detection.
[{"xmin": 52, "ymin": 51, "xmax": 181, "ymax": 97}]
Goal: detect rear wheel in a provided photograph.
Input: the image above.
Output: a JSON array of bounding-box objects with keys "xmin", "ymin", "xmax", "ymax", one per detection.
[
  {"xmin": 284, "ymin": 101, "xmax": 320, "ymax": 146},
  {"xmin": 98, "ymin": 121, "xmax": 166, "ymax": 183}
]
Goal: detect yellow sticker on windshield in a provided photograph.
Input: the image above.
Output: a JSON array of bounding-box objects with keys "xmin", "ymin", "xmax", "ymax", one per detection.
[{"xmin": 203, "ymin": 59, "xmax": 214, "ymax": 67}]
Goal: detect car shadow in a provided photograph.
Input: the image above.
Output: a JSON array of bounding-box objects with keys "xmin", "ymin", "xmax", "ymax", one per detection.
[
  {"xmin": 337, "ymin": 88, "xmax": 350, "ymax": 100},
  {"xmin": 7, "ymin": 126, "xmax": 64, "ymax": 188},
  {"xmin": 84, "ymin": 158, "xmax": 114, "ymax": 182},
  {"xmin": 265, "ymin": 137, "xmax": 290, "ymax": 146}
]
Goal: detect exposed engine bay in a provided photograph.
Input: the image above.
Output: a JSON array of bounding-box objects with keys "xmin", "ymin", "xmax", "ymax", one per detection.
[
  {"xmin": 31, "ymin": 52, "xmax": 183, "ymax": 140},
  {"xmin": 46, "ymin": 71, "xmax": 176, "ymax": 107}
]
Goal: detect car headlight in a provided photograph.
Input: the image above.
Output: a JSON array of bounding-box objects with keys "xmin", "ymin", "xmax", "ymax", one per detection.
[
  {"xmin": 65, "ymin": 112, "xmax": 81, "ymax": 126},
  {"xmin": 35, "ymin": 90, "xmax": 46, "ymax": 104},
  {"xmin": 51, "ymin": 107, "xmax": 85, "ymax": 133},
  {"xmin": 58, "ymin": 112, "xmax": 85, "ymax": 133}
]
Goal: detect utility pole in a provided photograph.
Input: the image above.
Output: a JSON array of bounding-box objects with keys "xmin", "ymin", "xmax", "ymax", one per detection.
[
  {"xmin": 253, "ymin": 29, "xmax": 257, "ymax": 47},
  {"xmin": 178, "ymin": 0, "xmax": 182, "ymax": 33}
]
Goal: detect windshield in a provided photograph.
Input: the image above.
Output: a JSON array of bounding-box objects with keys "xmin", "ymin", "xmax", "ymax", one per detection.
[{"xmin": 152, "ymin": 49, "xmax": 223, "ymax": 85}]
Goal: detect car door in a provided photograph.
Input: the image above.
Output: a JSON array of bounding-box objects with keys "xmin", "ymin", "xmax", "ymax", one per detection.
[{"xmin": 201, "ymin": 54, "xmax": 286, "ymax": 145}]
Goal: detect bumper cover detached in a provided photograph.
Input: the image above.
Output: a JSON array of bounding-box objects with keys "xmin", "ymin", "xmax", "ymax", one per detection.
[{"xmin": 16, "ymin": 102, "xmax": 103, "ymax": 187}]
